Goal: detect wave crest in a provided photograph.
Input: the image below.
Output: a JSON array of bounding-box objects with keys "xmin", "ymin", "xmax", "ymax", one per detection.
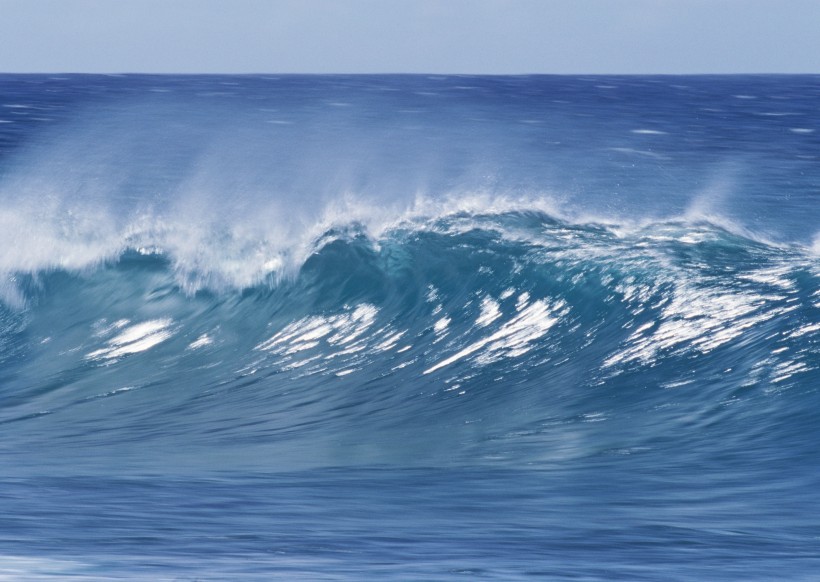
[{"xmin": 1, "ymin": 206, "xmax": 818, "ymax": 471}]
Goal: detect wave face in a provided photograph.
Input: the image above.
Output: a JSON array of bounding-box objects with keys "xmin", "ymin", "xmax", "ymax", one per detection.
[
  {"xmin": 2, "ymin": 75, "xmax": 820, "ymax": 580},
  {"xmin": 3, "ymin": 212, "xmax": 819, "ymax": 474}
]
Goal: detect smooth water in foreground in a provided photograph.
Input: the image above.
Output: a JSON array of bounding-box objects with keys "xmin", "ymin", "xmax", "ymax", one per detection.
[{"xmin": 0, "ymin": 75, "xmax": 819, "ymax": 580}]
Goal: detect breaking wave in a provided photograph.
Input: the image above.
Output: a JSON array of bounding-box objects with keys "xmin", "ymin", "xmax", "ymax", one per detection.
[{"xmin": 2, "ymin": 208, "xmax": 818, "ymax": 474}]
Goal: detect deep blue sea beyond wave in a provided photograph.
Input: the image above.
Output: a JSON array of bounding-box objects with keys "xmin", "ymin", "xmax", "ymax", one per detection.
[{"xmin": 0, "ymin": 74, "xmax": 819, "ymax": 580}]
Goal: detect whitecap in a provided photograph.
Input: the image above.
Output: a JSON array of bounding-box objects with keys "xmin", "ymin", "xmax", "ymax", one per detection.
[
  {"xmin": 256, "ymin": 304, "xmax": 379, "ymax": 356},
  {"xmin": 86, "ymin": 318, "xmax": 175, "ymax": 361},
  {"xmin": 188, "ymin": 333, "xmax": 214, "ymax": 349},
  {"xmin": 476, "ymin": 296, "xmax": 501, "ymax": 327},
  {"xmin": 424, "ymin": 299, "xmax": 566, "ymax": 374}
]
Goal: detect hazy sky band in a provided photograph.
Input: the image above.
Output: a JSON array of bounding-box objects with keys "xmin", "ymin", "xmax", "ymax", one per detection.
[{"xmin": 1, "ymin": 0, "xmax": 819, "ymax": 74}]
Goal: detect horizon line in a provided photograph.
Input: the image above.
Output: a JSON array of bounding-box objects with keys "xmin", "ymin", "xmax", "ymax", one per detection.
[{"xmin": 2, "ymin": 71, "xmax": 819, "ymax": 76}]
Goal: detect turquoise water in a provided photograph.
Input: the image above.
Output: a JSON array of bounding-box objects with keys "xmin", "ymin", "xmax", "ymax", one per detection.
[{"xmin": 1, "ymin": 75, "xmax": 819, "ymax": 580}]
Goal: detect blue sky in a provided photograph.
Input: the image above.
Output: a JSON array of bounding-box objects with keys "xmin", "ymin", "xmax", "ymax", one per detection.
[{"xmin": 1, "ymin": 0, "xmax": 818, "ymax": 73}]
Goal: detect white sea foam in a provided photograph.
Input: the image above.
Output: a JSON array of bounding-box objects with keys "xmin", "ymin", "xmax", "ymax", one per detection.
[
  {"xmin": 424, "ymin": 298, "xmax": 567, "ymax": 374},
  {"xmin": 0, "ymin": 180, "xmax": 804, "ymax": 312},
  {"xmin": 604, "ymin": 284, "xmax": 785, "ymax": 368},
  {"xmin": 476, "ymin": 296, "xmax": 501, "ymax": 327},
  {"xmin": 0, "ymin": 179, "xmax": 564, "ymax": 303},
  {"xmin": 86, "ymin": 318, "xmax": 175, "ymax": 361},
  {"xmin": 433, "ymin": 316, "xmax": 451, "ymax": 333},
  {"xmin": 188, "ymin": 333, "xmax": 214, "ymax": 349},
  {"xmin": 256, "ymin": 304, "xmax": 379, "ymax": 358}
]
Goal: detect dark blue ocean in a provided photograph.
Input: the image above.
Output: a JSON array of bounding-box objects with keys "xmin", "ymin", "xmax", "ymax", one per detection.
[{"xmin": 0, "ymin": 75, "xmax": 819, "ymax": 580}]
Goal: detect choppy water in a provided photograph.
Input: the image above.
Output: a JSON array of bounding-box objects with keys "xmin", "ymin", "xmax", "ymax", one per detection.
[{"xmin": 1, "ymin": 75, "xmax": 819, "ymax": 580}]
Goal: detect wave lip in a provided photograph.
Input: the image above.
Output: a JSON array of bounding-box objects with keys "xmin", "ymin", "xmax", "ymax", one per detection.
[{"xmin": 0, "ymin": 183, "xmax": 814, "ymax": 302}]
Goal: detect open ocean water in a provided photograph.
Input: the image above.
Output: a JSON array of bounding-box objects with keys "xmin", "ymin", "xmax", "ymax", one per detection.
[{"xmin": 0, "ymin": 74, "xmax": 819, "ymax": 580}]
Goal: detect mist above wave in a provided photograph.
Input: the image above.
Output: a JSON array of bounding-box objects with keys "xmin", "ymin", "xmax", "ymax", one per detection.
[
  {"xmin": 3, "ymin": 181, "xmax": 813, "ymax": 312},
  {"xmin": 1, "ymin": 81, "xmax": 817, "ymax": 307}
]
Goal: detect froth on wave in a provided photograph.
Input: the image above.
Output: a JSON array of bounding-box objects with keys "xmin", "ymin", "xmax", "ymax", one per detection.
[
  {"xmin": 0, "ymin": 190, "xmax": 810, "ymax": 307},
  {"xmin": 1, "ymin": 196, "xmax": 818, "ymax": 472}
]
